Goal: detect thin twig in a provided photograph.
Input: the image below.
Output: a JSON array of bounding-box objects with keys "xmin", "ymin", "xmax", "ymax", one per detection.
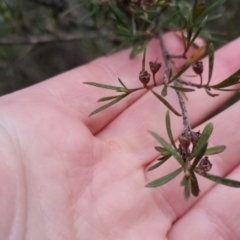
[
  {"xmin": 177, "ymin": 79, "xmax": 208, "ymax": 89},
  {"xmin": 175, "ymin": 81, "xmax": 191, "ymax": 133},
  {"xmin": 167, "ymin": 54, "xmax": 187, "ymax": 59},
  {"xmin": 129, "ymin": 82, "xmax": 164, "ymax": 93},
  {"xmin": 158, "ymin": 30, "xmax": 191, "ymax": 133},
  {"xmin": 158, "ymin": 29, "xmax": 171, "ymax": 84}
]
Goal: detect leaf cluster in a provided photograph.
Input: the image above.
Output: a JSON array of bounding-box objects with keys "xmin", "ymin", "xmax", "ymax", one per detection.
[
  {"xmin": 83, "ymin": 1, "xmax": 240, "ymax": 200},
  {"xmin": 146, "ymin": 111, "xmax": 240, "ymax": 200}
]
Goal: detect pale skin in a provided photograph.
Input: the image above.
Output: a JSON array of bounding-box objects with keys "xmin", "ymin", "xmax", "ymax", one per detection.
[{"xmin": 0, "ymin": 32, "xmax": 240, "ymax": 240}]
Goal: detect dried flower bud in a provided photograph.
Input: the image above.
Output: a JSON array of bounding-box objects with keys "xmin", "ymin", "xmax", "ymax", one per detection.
[
  {"xmin": 149, "ymin": 61, "xmax": 162, "ymax": 74},
  {"xmin": 178, "ymin": 144, "xmax": 190, "ymax": 162},
  {"xmin": 192, "ymin": 61, "xmax": 203, "ymax": 75},
  {"xmin": 179, "ymin": 133, "xmax": 191, "ymax": 149},
  {"xmin": 139, "ymin": 70, "xmax": 150, "ymax": 87},
  {"xmin": 178, "ymin": 133, "xmax": 191, "ymax": 161},
  {"xmin": 197, "ymin": 2, "xmax": 205, "ymax": 11},
  {"xmin": 195, "ymin": 156, "xmax": 212, "ymax": 176},
  {"xmin": 190, "ymin": 131, "xmax": 201, "ymax": 149}
]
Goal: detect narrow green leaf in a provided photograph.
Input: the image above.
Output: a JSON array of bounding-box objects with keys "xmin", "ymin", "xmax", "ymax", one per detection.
[
  {"xmin": 180, "ymin": 175, "xmax": 187, "ymax": 186},
  {"xmin": 98, "ymin": 95, "xmax": 121, "ymax": 102},
  {"xmin": 191, "ymin": 123, "xmax": 213, "ymax": 159},
  {"xmin": 131, "ymin": 14, "xmax": 136, "ymax": 35},
  {"xmin": 83, "ymin": 82, "xmax": 124, "ymax": 92},
  {"xmin": 210, "ymin": 69, "xmax": 240, "ymax": 89},
  {"xmin": 192, "ymin": 1, "xmax": 205, "ymax": 21},
  {"xmin": 151, "ymin": 90, "xmax": 182, "ymax": 116},
  {"xmin": 206, "ymin": 14, "xmax": 224, "ymax": 22},
  {"xmin": 118, "ymin": 78, "xmax": 128, "ymax": 89},
  {"xmin": 181, "ymin": 91, "xmax": 189, "ymax": 101},
  {"xmin": 207, "ymin": 43, "xmax": 214, "ymax": 85},
  {"xmin": 197, "ymin": 173, "xmax": 240, "ymax": 188},
  {"xmin": 130, "ymin": 41, "xmax": 149, "ymax": 58},
  {"xmin": 181, "ymin": 31, "xmax": 187, "ymax": 53},
  {"xmin": 170, "ymin": 86, "xmax": 195, "ymax": 92},
  {"xmin": 197, "ymin": 0, "xmax": 226, "ymax": 20},
  {"xmin": 217, "ymin": 88, "xmax": 240, "ymax": 92},
  {"xmin": 154, "ymin": 146, "xmax": 171, "ymax": 156},
  {"xmin": 170, "ymin": 46, "xmax": 205, "ymax": 83},
  {"xmin": 190, "ymin": 143, "xmax": 208, "ymax": 171},
  {"xmin": 181, "ymin": 175, "xmax": 192, "ymax": 200},
  {"xmin": 147, "ymin": 156, "xmax": 171, "ymax": 172},
  {"xmin": 186, "ymin": 10, "xmax": 193, "ymax": 46},
  {"xmin": 149, "ymin": 131, "xmax": 184, "ymax": 167},
  {"xmin": 89, "ymin": 94, "xmax": 128, "ymax": 116},
  {"xmin": 161, "ymin": 85, "xmax": 168, "ymax": 97},
  {"xmin": 205, "ymin": 145, "xmax": 226, "ymax": 155},
  {"xmin": 147, "ymin": 161, "xmax": 163, "ymax": 172},
  {"xmin": 166, "ymin": 111, "xmax": 177, "ymax": 149},
  {"xmin": 205, "ymin": 89, "xmax": 219, "ymax": 97},
  {"xmin": 184, "ymin": 177, "xmax": 191, "ymax": 200},
  {"xmin": 157, "ymin": 155, "xmax": 171, "ymax": 161},
  {"xmin": 155, "ymin": 146, "xmax": 166, "ymax": 152},
  {"xmin": 145, "ymin": 167, "xmax": 183, "ymax": 188},
  {"xmin": 189, "ymin": 16, "xmax": 208, "ymax": 47},
  {"xmin": 191, "ymin": 172, "xmax": 200, "ymax": 196}
]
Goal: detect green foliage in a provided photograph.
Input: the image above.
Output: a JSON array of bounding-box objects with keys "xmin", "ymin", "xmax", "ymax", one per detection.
[
  {"xmin": 2, "ymin": 0, "xmax": 238, "ymax": 200},
  {"xmin": 207, "ymin": 43, "xmax": 214, "ymax": 85},
  {"xmin": 82, "ymin": 0, "xmax": 240, "ymax": 200},
  {"xmin": 210, "ymin": 69, "xmax": 240, "ymax": 89},
  {"xmin": 148, "ymin": 130, "xmax": 184, "ymax": 167},
  {"xmin": 145, "ymin": 167, "xmax": 183, "ymax": 188},
  {"xmin": 190, "ymin": 123, "xmax": 213, "ymax": 159},
  {"xmin": 147, "ymin": 155, "xmax": 171, "ymax": 171},
  {"xmin": 198, "ymin": 173, "xmax": 240, "ymax": 188},
  {"xmin": 166, "ymin": 111, "xmax": 177, "ymax": 149},
  {"xmin": 1, "ymin": 0, "xmax": 240, "ymax": 96},
  {"xmin": 205, "ymin": 145, "xmax": 226, "ymax": 155},
  {"xmin": 151, "ymin": 90, "xmax": 182, "ymax": 116}
]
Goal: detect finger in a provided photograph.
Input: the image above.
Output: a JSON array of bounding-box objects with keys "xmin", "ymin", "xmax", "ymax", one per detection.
[
  {"xmin": 168, "ymin": 167, "xmax": 240, "ymax": 239},
  {"xmin": 37, "ymin": 32, "xmax": 201, "ymax": 134},
  {"xmin": 147, "ymin": 99, "xmax": 240, "ymax": 226},
  {"xmin": 97, "ymin": 37, "xmax": 240, "ymax": 167}
]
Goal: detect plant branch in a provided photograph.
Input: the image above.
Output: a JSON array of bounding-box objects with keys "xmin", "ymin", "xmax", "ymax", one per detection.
[
  {"xmin": 158, "ymin": 29, "xmax": 171, "ymax": 84},
  {"xmin": 175, "ymin": 81, "xmax": 191, "ymax": 133},
  {"xmin": 168, "ymin": 54, "xmax": 187, "ymax": 59},
  {"xmin": 177, "ymin": 79, "xmax": 209, "ymax": 89},
  {"xmin": 158, "ymin": 30, "xmax": 191, "ymax": 133},
  {"xmin": 129, "ymin": 82, "xmax": 164, "ymax": 93}
]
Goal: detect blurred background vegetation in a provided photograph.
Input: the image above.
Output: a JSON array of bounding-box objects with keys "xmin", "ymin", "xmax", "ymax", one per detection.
[{"xmin": 0, "ymin": 0, "xmax": 239, "ymax": 96}]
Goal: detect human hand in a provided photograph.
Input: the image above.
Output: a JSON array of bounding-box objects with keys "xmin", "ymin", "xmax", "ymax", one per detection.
[{"xmin": 0, "ymin": 32, "xmax": 240, "ymax": 240}]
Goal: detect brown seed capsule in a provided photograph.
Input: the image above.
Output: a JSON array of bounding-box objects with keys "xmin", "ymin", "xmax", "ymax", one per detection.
[
  {"xmin": 149, "ymin": 61, "xmax": 162, "ymax": 74},
  {"xmin": 139, "ymin": 70, "xmax": 150, "ymax": 87},
  {"xmin": 179, "ymin": 133, "xmax": 191, "ymax": 149},
  {"xmin": 192, "ymin": 61, "xmax": 203, "ymax": 75},
  {"xmin": 197, "ymin": 2, "xmax": 206, "ymax": 11},
  {"xmin": 178, "ymin": 144, "xmax": 190, "ymax": 162},
  {"xmin": 178, "ymin": 133, "xmax": 191, "ymax": 161},
  {"xmin": 190, "ymin": 131, "xmax": 201, "ymax": 149},
  {"xmin": 195, "ymin": 156, "xmax": 212, "ymax": 176}
]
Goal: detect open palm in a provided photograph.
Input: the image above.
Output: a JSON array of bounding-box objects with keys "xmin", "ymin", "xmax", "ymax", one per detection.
[{"xmin": 1, "ymin": 33, "xmax": 240, "ymax": 240}]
